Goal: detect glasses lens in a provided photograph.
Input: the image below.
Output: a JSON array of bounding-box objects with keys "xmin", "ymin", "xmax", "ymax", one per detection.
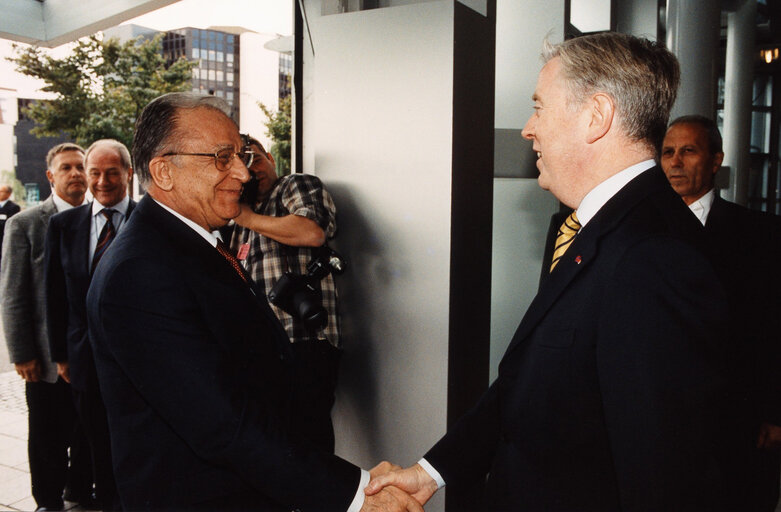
[
  {"xmin": 240, "ymin": 150, "xmax": 255, "ymax": 169},
  {"xmin": 215, "ymin": 148, "xmax": 234, "ymax": 171}
]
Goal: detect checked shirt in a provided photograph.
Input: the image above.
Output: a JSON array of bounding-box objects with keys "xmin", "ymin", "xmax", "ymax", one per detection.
[{"xmin": 232, "ymin": 174, "xmax": 340, "ymax": 347}]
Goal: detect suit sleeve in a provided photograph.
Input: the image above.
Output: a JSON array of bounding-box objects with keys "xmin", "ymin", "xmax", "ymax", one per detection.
[
  {"xmin": 596, "ymin": 236, "xmax": 730, "ymax": 509},
  {"xmin": 1, "ymin": 215, "xmax": 38, "ymax": 363},
  {"xmin": 44, "ymin": 215, "xmax": 69, "ymax": 363},
  {"xmin": 89, "ymin": 255, "xmax": 361, "ymax": 509},
  {"xmin": 758, "ymin": 217, "xmax": 781, "ymax": 425},
  {"xmin": 423, "ymin": 379, "xmax": 501, "ymax": 487}
]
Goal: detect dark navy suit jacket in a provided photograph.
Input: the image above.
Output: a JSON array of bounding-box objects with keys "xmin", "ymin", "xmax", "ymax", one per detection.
[
  {"xmin": 426, "ymin": 167, "xmax": 732, "ymax": 511},
  {"xmin": 45, "ymin": 199, "xmax": 136, "ymax": 392},
  {"xmin": 705, "ymin": 196, "xmax": 781, "ymax": 428},
  {"xmin": 86, "ymin": 195, "xmax": 360, "ymax": 511}
]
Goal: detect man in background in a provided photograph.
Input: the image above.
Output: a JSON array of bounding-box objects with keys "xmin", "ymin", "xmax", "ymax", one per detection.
[
  {"xmin": 0, "ymin": 184, "xmax": 21, "ymax": 269},
  {"xmin": 661, "ymin": 115, "xmax": 781, "ymax": 511},
  {"xmin": 231, "ymin": 136, "xmax": 341, "ymax": 453},
  {"xmin": 46, "ymin": 139, "xmax": 135, "ymax": 511},
  {"xmin": 1, "ymin": 143, "xmax": 93, "ymax": 511}
]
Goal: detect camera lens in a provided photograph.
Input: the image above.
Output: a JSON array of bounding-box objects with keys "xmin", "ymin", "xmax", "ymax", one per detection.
[{"xmin": 291, "ymin": 289, "xmax": 328, "ymax": 329}]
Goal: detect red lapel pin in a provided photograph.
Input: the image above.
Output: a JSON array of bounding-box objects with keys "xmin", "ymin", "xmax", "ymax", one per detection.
[{"xmin": 575, "ymin": 255, "xmax": 582, "ymax": 264}]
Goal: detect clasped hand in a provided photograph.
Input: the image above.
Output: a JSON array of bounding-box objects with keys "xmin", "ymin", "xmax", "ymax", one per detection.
[{"xmin": 361, "ymin": 462, "xmax": 438, "ymax": 512}]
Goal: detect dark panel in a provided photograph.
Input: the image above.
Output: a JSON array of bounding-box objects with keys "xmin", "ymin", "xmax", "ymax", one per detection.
[
  {"xmin": 294, "ymin": 1, "xmax": 304, "ymax": 173},
  {"xmin": 13, "ymin": 117, "xmax": 70, "ymax": 200},
  {"xmin": 446, "ymin": 1, "xmax": 496, "ymax": 509},
  {"xmin": 494, "ymin": 128, "xmax": 539, "ymax": 178}
]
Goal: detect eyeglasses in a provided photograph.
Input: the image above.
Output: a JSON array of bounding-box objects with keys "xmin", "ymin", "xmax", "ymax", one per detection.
[{"xmin": 162, "ymin": 147, "xmax": 254, "ymax": 172}]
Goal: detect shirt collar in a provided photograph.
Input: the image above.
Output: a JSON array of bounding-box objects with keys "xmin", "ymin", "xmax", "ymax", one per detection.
[
  {"xmin": 576, "ymin": 159, "xmax": 656, "ymax": 228},
  {"xmin": 92, "ymin": 195, "xmax": 130, "ymax": 217},
  {"xmin": 52, "ymin": 192, "xmax": 88, "ymax": 213},
  {"xmin": 687, "ymin": 188, "xmax": 715, "ymax": 226},
  {"xmin": 152, "ymin": 198, "xmax": 221, "ymax": 248}
]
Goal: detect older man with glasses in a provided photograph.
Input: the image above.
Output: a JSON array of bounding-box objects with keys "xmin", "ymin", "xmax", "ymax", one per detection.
[{"xmin": 85, "ymin": 92, "xmax": 420, "ymax": 512}]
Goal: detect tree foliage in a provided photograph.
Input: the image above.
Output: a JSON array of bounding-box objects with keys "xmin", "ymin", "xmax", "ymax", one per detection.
[
  {"xmin": 259, "ymin": 95, "xmax": 291, "ymax": 176},
  {"xmin": 9, "ymin": 33, "xmax": 194, "ymax": 150}
]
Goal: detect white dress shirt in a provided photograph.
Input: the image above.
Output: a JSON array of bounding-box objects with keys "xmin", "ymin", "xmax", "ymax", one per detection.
[
  {"xmin": 687, "ymin": 188, "xmax": 715, "ymax": 226},
  {"xmin": 52, "ymin": 193, "xmax": 88, "ymax": 213},
  {"xmin": 89, "ymin": 195, "xmax": 131, "ymax": 263}
]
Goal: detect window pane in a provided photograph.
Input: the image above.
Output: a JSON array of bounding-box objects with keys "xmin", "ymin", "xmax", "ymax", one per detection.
[
  {"xmin": 570, "ymin": 0, "xmax": 610, "ymax": 33},
  {"xmin": 750, "ymin": 111, "xmax": 771, "ymax": 153}
]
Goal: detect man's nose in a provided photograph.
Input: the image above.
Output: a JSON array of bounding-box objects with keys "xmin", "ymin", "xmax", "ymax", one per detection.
[
  {"xmin": 521, "ymin": 114, "xmax": 535, "ymax": 141},
  {"xmin": 232, "ymin": 156, "xmax": 250, "ymax": 183}
]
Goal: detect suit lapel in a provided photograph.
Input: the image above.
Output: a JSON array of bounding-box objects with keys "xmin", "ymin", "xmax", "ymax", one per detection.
[
  {"xmin": 502, "ymin": 167, "xmax": 668, "ymax": 359},
  {"xmin": 137, "ymin": 197, "xmax": 293, "ymax": 351}
]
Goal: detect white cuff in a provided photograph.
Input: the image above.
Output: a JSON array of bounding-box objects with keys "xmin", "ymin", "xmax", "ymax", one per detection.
[
  {"xmin": 418, "ymin": 458, "xmax": 446, "ymax": 489},
  {"xmin": 346, "ymin": 469, "xmax": 371, "ymax": 512}
]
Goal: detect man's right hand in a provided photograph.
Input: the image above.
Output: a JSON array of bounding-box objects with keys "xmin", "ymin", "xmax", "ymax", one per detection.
[
  {"xmin": 14, "ymin": 359, "xmax": 41, "ymax": 382},
  {"xmin": 365, "ymin": 463, "xmax": 439, "ymax": 506}
]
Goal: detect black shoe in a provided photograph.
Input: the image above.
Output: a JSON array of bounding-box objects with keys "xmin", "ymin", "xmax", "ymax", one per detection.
[
  {"xmin": 72, "ymin": 492, "xmax": 102, "ymax": 510},
  {"xmin": 35, "ymin": 505, "xmax": 64, "ymax": 512}
]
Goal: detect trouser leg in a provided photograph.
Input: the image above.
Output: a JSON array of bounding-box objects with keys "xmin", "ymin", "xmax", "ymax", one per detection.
[
  {"xmin": 72, "ymin": 387, "xmax": 120, "ymax": 510},
  {"xmin": 26, "ymin": 379, "xmax": 73, "ymax": 509}
]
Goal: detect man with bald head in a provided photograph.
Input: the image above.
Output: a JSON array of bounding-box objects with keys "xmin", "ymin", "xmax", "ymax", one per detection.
[
  {"xmin": 45, "ymin": 138, "xmax": 135, "ymax": 510},
  {"xmin": 85, "ymin": 92, "xmax": 420, "ymax": 512},
  {"xmin": 0, "ymin": 184, "xmax": 21, "ymax": 269}
]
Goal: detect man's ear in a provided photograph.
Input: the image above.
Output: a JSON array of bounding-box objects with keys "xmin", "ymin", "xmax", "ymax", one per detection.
[
  {"xmin": 45, "ymin": 169, "xmax": 54, "ymax": 185},
  {"xmin": 712, "ymin": 151, "xmax": 724, "ymax": 175},
  {"xmin": 585, "ymin": 93, "xmax": 615, "ymax": 144},
  {"xmin": 148, "ymin": 157, "xmax": 174, "ymax": 191}
]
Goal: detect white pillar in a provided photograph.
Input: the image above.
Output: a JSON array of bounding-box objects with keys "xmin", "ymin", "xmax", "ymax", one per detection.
[
  {"xmin": 721, "ymin": 0, "xmax": 756, "ymax": 204},
  {"xmin": 666, "ymin": 0, "xmax": 721, "ymax": 120}
]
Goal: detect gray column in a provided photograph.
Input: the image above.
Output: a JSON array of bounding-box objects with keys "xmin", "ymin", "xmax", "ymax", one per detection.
[
  {"xmin": 721, "ymin": 0, "xmax": 756, "ymax": 204},
  {"xmin": 666, "ymin": 0, "xmax": 721, "ymax": 120}
]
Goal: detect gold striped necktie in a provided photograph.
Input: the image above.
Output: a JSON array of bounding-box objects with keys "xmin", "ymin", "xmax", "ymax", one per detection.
[{"xmin": 550, "ymin": 211, "xmax": 580, "ymax": 272}]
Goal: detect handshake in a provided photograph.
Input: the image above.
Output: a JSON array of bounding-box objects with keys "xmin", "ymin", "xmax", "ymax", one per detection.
[{"xmin": 360, "ymin": 461, "xmax": 440, "ymax": 512}]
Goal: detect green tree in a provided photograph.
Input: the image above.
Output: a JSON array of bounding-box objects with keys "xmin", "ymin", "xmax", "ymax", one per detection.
[
  {"xmin": 9, "ymin": 33, "xmax": 194, "ymax": 150},
  {"xmin": 259, "ymin": 95, "xmax": 291, "ymax": 176}
]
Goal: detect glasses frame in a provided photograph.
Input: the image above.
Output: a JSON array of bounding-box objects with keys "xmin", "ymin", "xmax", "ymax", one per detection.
[{"xmin": 162, "ymin": 147, "xmax": 254, "ymax": 172}]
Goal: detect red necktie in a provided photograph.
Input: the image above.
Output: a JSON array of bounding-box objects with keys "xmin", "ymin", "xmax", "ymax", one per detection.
[
  {"xmin": 216, "ymin": 239, "xmax": 247, "ymax": 282},
  {"xmin": 91, "ymin": 208, "xmax": 116, "ymax": 274}
]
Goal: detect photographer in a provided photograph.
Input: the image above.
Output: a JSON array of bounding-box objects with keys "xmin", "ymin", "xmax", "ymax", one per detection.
[{"xmin": 231, "ymin": 136, "xmax": 341, "ymax": 454}]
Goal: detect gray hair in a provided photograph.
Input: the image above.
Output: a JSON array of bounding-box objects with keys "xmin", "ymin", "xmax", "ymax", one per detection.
[
  {"xmin": 542, "ymin": 32, "xmax": 680, "ymax": 151},
  {"xmin": 132, "ymin": 92, "xmax": 233, "ymax": 185},
  {"xmin": 84, "ymin": 139, "xmax": 132, "ymax": 170}
]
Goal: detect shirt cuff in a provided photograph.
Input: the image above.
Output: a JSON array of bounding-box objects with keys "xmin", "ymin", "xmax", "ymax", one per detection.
[
  {"xmin": 418, "ymin": 458, "xmax": 446, "ymax": 489},
  {"xmin": 346, "ymin": 469, "xmax": 371, "ymax": 512}
]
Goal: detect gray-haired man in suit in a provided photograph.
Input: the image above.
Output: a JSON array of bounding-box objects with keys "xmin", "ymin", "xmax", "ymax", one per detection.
[{"xmin": 1, "ymin": 142, "xmax": 92, "ymax": 511}]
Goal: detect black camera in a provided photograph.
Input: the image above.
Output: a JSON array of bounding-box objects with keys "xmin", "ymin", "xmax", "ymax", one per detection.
[{"xmin": 267, "ymin": 246, "xmax": 346, "ymax": 330}]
